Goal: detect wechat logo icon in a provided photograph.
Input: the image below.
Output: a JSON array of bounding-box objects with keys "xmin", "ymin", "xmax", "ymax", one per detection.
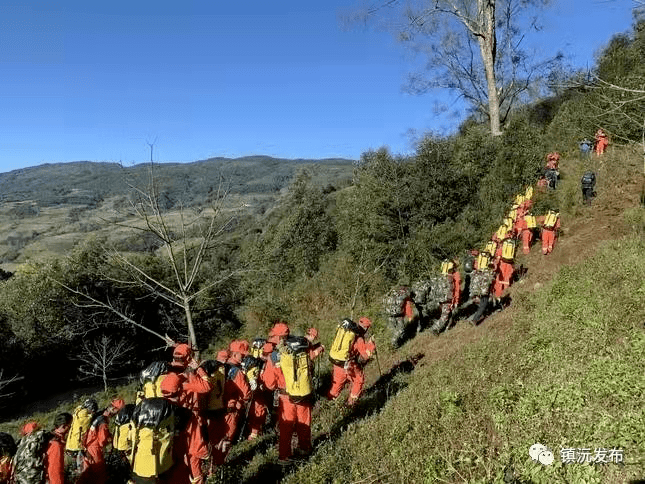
[{"xmin": 529, "ymin": 443, "xmax": 554, "ymax": 465}]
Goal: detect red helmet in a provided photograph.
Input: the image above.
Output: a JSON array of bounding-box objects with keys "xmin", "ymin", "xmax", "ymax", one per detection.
[
  {"xmin": 358, "ymin": 317, "xmax": 372, "ymax": 330},
  {"xmin": 216, "ymin": 350, "xmax": 230, "ymax": 363},
  {"xmin": 173, "ymin": 343, "xmax": 193, "ymax": 361},
  {"xmin": 110, "ymin": 398, "xmax": 126, "ymax": 412},
  {"xmin": 20, "ymin": 421, "xmax": 41, "ymax": 436},
  {"xmin": 268, "ymin": 322, "xmax": 290, "ymax": 338},
  {"xmin": 229, "ymin": 340, "xmax": 250, "ymax": 355},
  {"xmin": 160, "ymin": 372, "xmax": 184, "ymax": 397}
]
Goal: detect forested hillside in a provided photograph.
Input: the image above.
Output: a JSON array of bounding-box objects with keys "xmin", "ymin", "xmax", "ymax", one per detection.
[{"xmin": 0, "ymin": 15, "xmax": 644, "ymax": 484}]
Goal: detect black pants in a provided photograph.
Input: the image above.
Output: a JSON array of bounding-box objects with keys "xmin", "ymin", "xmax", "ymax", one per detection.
[
  {"xmin": 582, "ymin": 186, "xmax": 595, "ymax": 205},
  {"xmin": 470, "ymin": 295, "xmax": 489, "ymax": 324}
]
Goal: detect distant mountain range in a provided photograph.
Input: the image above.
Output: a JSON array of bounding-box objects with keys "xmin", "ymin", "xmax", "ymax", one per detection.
[
  {"xmin": 0, "ymin": 156, "xmax": 355, "ymax": 207},
  {"xmin": 0, "ymin": 156, "xmax": 355, "ymax": 271}
]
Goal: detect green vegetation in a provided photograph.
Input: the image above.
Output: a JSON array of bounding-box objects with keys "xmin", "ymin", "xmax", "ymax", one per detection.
[{"xmin": 1, "ymin": 13, "xmax": 645, "ymax": 484}]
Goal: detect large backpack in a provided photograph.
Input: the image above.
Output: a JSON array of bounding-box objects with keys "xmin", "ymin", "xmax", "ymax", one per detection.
[
  {"xmin": 501, "ymin": 239, "xmax": 516, "ymax": 261},
  {"xmin": 428, "ymin": 274, "xmax": 453, "ymax": 306},
  {"xmin": 581, "ymin": 171, "xmax": 596, "ymax": 187},
  {"xmin": 113, "ymin": 403, "xmax": 136, "ymax": 452},
  {"xmin": 139, "ymin": 361, "xmax": 170, "ymax": 400},
  {"xmin": 280, "ymin": 336, "xmax": 313, "ymax": 401},
  {"xmin": 470, "ymin": 269, "xmax": 495, "ymax": 297},
  {"xmin": 65, "ymin": 405, "xmax": 94, "ymax": 452},
  {"xmin": 329, "ymin": 319, "xmax": 364, "ymax": 365},
  {"xmin": 410, "ymin": 280, "xmax": 431, "ymax": 307},
  {"xmin": 382, "ymin": 287, "xmax": 409, "ymax": 318},
  {"xmin": 12, "ymin": 430, "xmax": 52, "ymax": 484},
  {"xmin": 544, "ymin": 169, "xmax": 558, "ymax": 189},
  {"xmin": 130, "ymin": 398, "xmax": 181, "ymax": 479},
  {"xmin": 201, "ymin": 360, "xmax": 226, "ymax": 412},
  {"xmin": 543, "ymin": 211, "xmax": 559, "ymax": 229},
  {"xmin": 250, "ymin": 338, "xmax": 267, "ymax": 358},
  {"xmin": 524, "ymin": 214, "xmax": 537, "ymax": 229},
  {"xmin": 241, "ymin": 355, "xmax": 263, "ymax": 385}
]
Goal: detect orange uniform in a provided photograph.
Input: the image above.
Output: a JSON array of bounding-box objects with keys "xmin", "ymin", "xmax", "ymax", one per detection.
[
  {"xmin": 595, "ymin": 129, "xmax": 608, "ymax": 155},
  {"xmin": 327, "ymin": 318, "xmax": 376, "ymax": 406},
  {"xmin": 262, "ymin": 342, "xmax": 323, "ymax": 462},
  {"xmin": 541, "ymin": 215, "xmax": 561, "ymax": 255},
  {"xmin": 44, "ymin": 431, "xmax": 67, "ymax": 484},
  {"xmin": 77, "ymin": 415, "xmax": 111, "ymax": 484}
]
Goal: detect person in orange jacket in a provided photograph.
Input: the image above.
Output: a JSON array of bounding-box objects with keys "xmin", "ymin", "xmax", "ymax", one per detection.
[
  {"xmin": 222, "ymin": 341, "xmax": 252, "ymax": 445},
  {"xmin": 160, "ymin": 350, "xmax": 213, "ymax": 484},
  {"xmin": 431, "ymin": 260, "xmax": 461, "ymax": 335},
  {"xmin": 44, "ymin": 413, "xmax": 73, "ymax": 484},
  {"xmin": 203, "ymin": 349, "xmax": 231, "ymax": 474},
  {"xmin": 515, "ymin": 214, "xmax": 535, "ymax": 254},
  {"xmin": 492, "ymin": 234, "xmax": 515, "ymax": 299},
  {"xmin": 326, "ymin": 317, "xmax": 376, "ymax": 407},
  {"xmin": 246, "ymin": 342, "xmax": 275, "ymax": 441},
  {"xmin": 541, "ymin": 210, "xmax": 561, "ymax": 255},
  {"xmin": 262, "ymin": 328, "xmax": 324, "ymax": 464},
  {"xmin": 546, "ymin": 152, "xmax": 560, "ymax": 170},
  {"xmin": 77, "ymin": 399, "xmax": 125, "ymax": 484},
  {"xmin": 595, "ymin": 128, "xmax": 608, "ymax": 155}
]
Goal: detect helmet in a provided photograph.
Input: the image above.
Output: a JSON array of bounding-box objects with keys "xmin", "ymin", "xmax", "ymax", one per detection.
[
  {"xmin": 268, "ymin": 322, "xmax": 290, "ymax": 338},
  {"xmin": 110, "ymin": 399, "xmax": 126, "ymax": 412},
  {"xmin": 160, "ymin": 372, "xmax": 183, "ymax": 397},
  {"xmin": 173, "ymin": 343, "xmax": 193, "ymax": 361},
  {"xmin": 229, "ymin": 340, "xmax": 250, "ymax": 355},
  {"xmin": 82, "ymin": 398, "xmax": 99, "ymax": 414},
  {"xmin": 306, "ymin": 328, "xmax": 319, "ymax": 341},
  {"xmin": 358, "ymin": 317, "xmax": 372, "ymax": 330},
  {"xmin": 216, "ymin": 350, "xmax": 229, "ymax": 364}
]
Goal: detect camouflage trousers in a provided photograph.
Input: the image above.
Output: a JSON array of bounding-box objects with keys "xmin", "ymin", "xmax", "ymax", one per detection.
[
  {"xmin": 430, "ymin": 303, "xmax": 453, "ymax": 334},
  {"xmin": 388, "ymin": 316, "xmax": 418, "ymax": 346}
]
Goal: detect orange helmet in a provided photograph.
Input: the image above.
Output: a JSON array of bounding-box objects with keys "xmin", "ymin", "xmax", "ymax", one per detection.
[
  {"xmin": 160, "ymin": 372, "xmax": 183, "ymax": 397},
  {"xmin": 268, "ymin": 322, "xmax": 290, "ymax": 338},
  {"xmin": 173, "ymin": 343, "xmax": 193, "ymax": 362},
  {"xmin": 358, "ymin": 317, "xmax": 372, "ymax": 330}
]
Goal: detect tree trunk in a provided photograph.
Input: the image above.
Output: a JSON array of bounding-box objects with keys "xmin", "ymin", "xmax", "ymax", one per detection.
[
  {"xmin": 184, "ymin": 297, "xmax": 198, "ymax": 351},
  {"xmin": 477, "ymin": 0, "xmax": 503, "ymax": 136}
]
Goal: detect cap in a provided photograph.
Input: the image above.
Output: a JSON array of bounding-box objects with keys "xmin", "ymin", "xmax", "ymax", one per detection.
[
  {"xmin": 216, "ymin": 350, "xmax": 230, "ymax": 363},
  {"xmin": 306, "ymin": 328, "xmax": 318, "ymax": 340},
  {"xmin": 358, "ymin": 317, "xmax": 372, "ymax": 330},
  {"xmin": 110, "ymin": 399, "xmax": 126, "ymax": 411},
  {"xmin": 20, "ymin": 421, "xmax": 40, "ymax": 436},
  {"xmin": 160, "ymin": 372, "xmax": 183, "ymax": 397},
  {"xmin": 173, "ymin": 343, "xmax": 193, "ymax": 361},
  {"xmin": 229, "ymin": 340, "xmax": 250, "ymax": 355},
  {"xmin": 268, "ymin": 322, "xmax": 290, "ymax": 338}
]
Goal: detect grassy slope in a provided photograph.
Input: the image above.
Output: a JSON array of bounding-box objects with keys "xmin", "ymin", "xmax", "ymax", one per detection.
[
  {"xmin": 225, "ymin": 146, "xmax": 645, "ymax": 484},
  {"xmin": 2, "ymin": 149, "xmax": 644, "ymax": 483}
]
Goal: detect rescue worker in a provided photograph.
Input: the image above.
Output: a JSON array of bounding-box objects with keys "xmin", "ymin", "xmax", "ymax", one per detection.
[
  {"xmin": 516, "ymin": 212, "xmax": 537, "ymax": 254},
  {"xmin": 159, "ymin": 350, "xmax": 213, "ymax": 484},
  {"xmin": 44, "ymin": 413, "xmax": 73, "ymax": 484},
  {"xmin": 467, "ymin": 253, "xmax": 496, "ymax": 325},
  {"xmin": 203, "ymin": 349, "xmax": 231, "ymax": 475},
  {"xmin": 430, "ymin": 259, "xmax": 461, "ymax": 335},
  {"xmin": 492, "ymin": 233, "xmax": 515, "ymax": 299},
  {"xmin": 326, "ymin": 317, "xmax": 376, "ymax": 407},
  {"xmin": 221, "ymin": 341, "xmax": 252, "ymax": 447},
  {"xmin": 262, "ymin": 328, "xmax": 324, "ymax": 465},
  {"xmin": 77, "ymin": 398, "xmax": 125, "ymax": 484},
  {"xmin": 581, "ymin": 171, "xmax": 596, "ymax": 206},
  {"xmin": 545, "ymin": 152, "xmax": 560, "ymax": 170},
  {"xmin": 579, "ymin": 139, "xmax": 593, "ymax": 159},
  {"xmin": 595, "ymin": 128, "xmax": 608, "ymax": 155},
  {"xmin": 383, "ymin": 287, "xmax": 418, "ymax": 347},
  {"xmin": 541, "ymin": 210, "xmax": 561, "ymax": 255},
  {"xmin": 246, "ymin": 342, "xmax": 274, "ymax": 441}
]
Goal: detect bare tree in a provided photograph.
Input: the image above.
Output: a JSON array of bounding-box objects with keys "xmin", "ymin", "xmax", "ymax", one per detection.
[
  {"xmin": 55, "ymin": 162, "xmax": 240, "ymax": 350},
  {"xmin": 343, "ymin": 0, "xmax": 556, "ymax": 136},
  {"xmin": 74, "ymin": 335, "xmax": 134, "ymax": 392}
]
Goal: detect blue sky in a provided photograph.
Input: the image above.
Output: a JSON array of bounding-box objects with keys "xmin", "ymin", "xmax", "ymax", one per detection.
[{"xmin": 0, "ymin": 0, "xmax": 637, "ymax": 173}]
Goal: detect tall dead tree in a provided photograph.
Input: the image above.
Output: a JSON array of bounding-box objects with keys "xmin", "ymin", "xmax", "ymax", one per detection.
[
  {"xmin": 75, "ymin": 335, "xmax": 134, "ymax": 392},
  {"xmin": 344, "ymin": 0, "xmax": 556, "ymax": 136}
]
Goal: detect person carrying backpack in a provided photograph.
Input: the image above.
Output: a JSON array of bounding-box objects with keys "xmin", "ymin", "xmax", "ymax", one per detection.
[
  {"xmin": 326, "ymin": 317, "xmax": 376, "ymax": 407},
  {"xmin": 13, "ymin": 412, "xmax": 72, "ymax": 484},
  {"xmin": 159, "ymin": 350, "xmax": 213, "ymax": 484},
  {"xmin": 262, "ymin": 329, "xmax": 324, "ymax": 464},
  {"xmin": 65, "ymin": 397, "xmax": 98, "ymax": 479},
  {"xmin": 581, "ymin": 171, "xmax": 596, "ymax": 206},
  {"xmin": 430, "ymin": 260, "xmax": 461, "ymax": 335},
  {"xmin": 595, "ymin": 128, "xmax": 609, "ymax": 155},
  {"xmin": 0, "ymin": 432, "xmax": 16, "ymax": 484},
  {"xmin": 540, "ymin": 210, "xmax": 561, "ymax": 255},
  {"xmin": 245, "ymin": 342, "xmax": 274, "ymax": 441},
  {"xmin": 77, "ymin": 399, "xmax": 125, "ymax": 484}
]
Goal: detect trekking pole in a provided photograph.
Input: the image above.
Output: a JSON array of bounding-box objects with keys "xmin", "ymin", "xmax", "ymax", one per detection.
[{"xmin": 236, "ymin": 397, "xmax": 253, "ymax": 444}]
